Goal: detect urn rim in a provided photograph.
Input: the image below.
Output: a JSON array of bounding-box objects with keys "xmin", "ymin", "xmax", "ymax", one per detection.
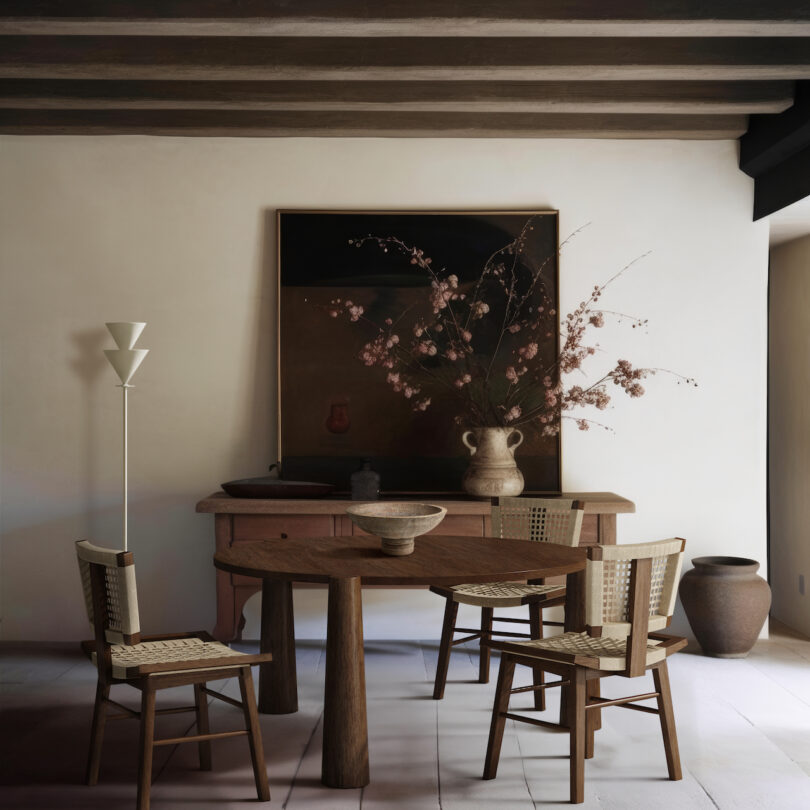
[{"xmin": 689, "ymin": 555, "xmax": 761, "ymax": 573}]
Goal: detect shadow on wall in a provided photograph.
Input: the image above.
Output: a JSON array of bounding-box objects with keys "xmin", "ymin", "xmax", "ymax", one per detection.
[
  {"xmin": 69, "ymin": 326, "xmax": 109, "ymax": 540},
  {"xmin": 228, "ymin": 207, "xmax": 277, "ymax": 480},
  {"xmin": 1, "ymin": 493, "xmax": 218, "ymax": 641}
]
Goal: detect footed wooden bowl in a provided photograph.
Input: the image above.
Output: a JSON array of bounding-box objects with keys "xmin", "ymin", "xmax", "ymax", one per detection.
[{"xmin": 345, "ymin": 502, "xmax": 448, "ymax": 556}]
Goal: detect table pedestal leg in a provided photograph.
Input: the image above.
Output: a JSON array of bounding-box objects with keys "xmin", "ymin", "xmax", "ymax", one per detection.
[
  {"xmin": 322, "ymin": 576, "xmax": 369, "ymax": 788},
  {"xmin": 258, "ymin": 579, "xmax": 298, "ymax": 714}
]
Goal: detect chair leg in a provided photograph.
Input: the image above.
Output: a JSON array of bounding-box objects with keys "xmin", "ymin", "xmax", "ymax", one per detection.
[
  {"xmin": 528, "ymin": 603, "xmax": 546, "ymax": 711},
  {"xmin": 568, "ymin": 667, "xmax": 586, "ymax": 804},
  {"xmin": 193, "ymin": 683, "xmax": 212, "ymax": 771},
  {"xmin": 238, "ymin": 666, "xmax": 271, "ymax": 802},
  {"xmin": 137, "ymin": 682, "xmax": 156, "ymax": 810},
  {"xmin": 433, "ymin": 597, "xmax": 459, "ymax": 700},
  {"xmin": 483, "ymin": 654, "xmax": 516, "ymax": 780},
  {"xmin": 653, "ymin": 662, "xmax": 682, "ymax": 781},
  {"xmin": 479, "ymin": 607, "xmax": 494, "ymax": 684},
  {"xmin": 585, "ymin": 680, "xmax": 600, "ymax": 759},
  {"xmin": 86, "ymin": 681, "xmax": 109, "ymax": 785}
]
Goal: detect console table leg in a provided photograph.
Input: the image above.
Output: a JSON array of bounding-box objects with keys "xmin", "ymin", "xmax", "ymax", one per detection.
[
  {"xmin": 258, "ymin": 579, "xmax": 298, "ymax": 714},
  {"xmin": 323, "ymin": 576, "xmax": 369, "ymax": 788},
  {"xmin": 597, "ymin": 514, "xmax": 617, "ymax": 545},
  {"xmin": 212, "ymin": 514, "xmax": 238, "ymax": 642}
]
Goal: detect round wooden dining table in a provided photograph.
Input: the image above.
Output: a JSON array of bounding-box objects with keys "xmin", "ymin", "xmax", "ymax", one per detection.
[{"xmin": 214, "ymin": 533, "xmax": 587, "ymax": 789}]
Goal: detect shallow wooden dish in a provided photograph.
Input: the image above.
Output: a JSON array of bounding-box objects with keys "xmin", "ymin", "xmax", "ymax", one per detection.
[{"xmin": 221, "ymin": 476, "xmax": 334, "ymax": 499}]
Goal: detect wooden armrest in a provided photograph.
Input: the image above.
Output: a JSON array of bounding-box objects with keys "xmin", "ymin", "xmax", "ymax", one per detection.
[{"xmin": 648, "ymin": 632, "xmax": 688, "ymax": 653}]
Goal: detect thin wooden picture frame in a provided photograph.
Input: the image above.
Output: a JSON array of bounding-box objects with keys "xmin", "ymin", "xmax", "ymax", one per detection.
[{"xmin": 277, "ymin": 209, "xmax": 561, "ymax": 495}]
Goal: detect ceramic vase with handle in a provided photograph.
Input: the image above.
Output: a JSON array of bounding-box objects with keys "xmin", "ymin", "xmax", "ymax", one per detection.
[{"xmin": 461, "ymin": 426, "xmax": 525, "ymax": 498}]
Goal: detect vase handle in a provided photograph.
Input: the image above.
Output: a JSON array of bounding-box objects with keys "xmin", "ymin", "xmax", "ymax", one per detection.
[
  {"xmin": 461, "ymin": 430, "xmax": 477, "ymax": 455},
  {"xmin": 507, "ymin": 429, "xmax": 524, "ymax": 453}
]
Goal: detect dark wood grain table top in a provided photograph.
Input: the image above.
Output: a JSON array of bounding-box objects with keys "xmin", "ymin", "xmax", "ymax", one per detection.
[{"xmin": 214, "ymin": 534, "xmax": 586, "ymax": 585}]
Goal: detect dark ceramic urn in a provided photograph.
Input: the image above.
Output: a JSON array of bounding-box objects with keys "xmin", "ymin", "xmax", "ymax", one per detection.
[{"xmin": 678, "ymin": 556, "xmax": 771, "ymax": 658}]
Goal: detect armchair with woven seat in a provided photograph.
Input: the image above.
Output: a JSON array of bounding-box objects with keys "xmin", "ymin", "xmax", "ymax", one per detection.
[
  {"xmin": 482, "ymin": 537, "xmax": 687, "ymax": 804},
  {"xmin": 75, "ymin": 539, "xmax": 272, "ymax": 810},
  {"xmin": 430, "ymin": 497, "xmax": 584, "ymax": 702}
]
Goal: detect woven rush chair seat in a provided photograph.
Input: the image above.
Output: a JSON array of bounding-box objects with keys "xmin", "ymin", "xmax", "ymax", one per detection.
[
  {"xmin": 430, "ymin": 497, "xmax": 585, "ymax": 704},
  {"xmin": 447, "ymin": 581, "xmax": 567, "ymax": 608},
  {"xmin": 75, "ymin": 539, "xmax": 272, "ymax": 810},
  {"xmin": 82, "ymin": 635, "xmax": 251, "ymax": 679},
  {"xmin": 490, "ymin": 631, "xmax": 669, "ymax": 671}
]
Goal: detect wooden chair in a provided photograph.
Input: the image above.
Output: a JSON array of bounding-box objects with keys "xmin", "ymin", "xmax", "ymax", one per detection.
[
  {"xmin": 483, "ymin": 537, "xmax": 687, "ymax": 804},
  {"xmin": 76, "ymin": 539, "xmax": 272, "ymax": 810},
  {"xmin": 430, "ymin": 497, "xmax": 584, "ymax": 703}
]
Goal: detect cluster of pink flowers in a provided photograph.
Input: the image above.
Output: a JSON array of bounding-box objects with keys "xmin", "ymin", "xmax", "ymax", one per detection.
[
  {"xmin": 327, "ymin": 298, "xmax": 365, "ymax": 322},
  {"xmin": 430, "ymin": 274, "xmax": 464, "ymax": 314},
  {"xmin": 385, "ymin": 371, "xmax": 422, "ymax": 399},
  {"xmin": 327, "ymin": 220, "xmax": 695, "ymax": 433}
]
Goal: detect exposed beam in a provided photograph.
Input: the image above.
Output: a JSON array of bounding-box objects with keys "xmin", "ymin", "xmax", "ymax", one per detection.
[
  {"xmin": 0, "ymin": 109, "xmax": 748, "ymax": 138},
  {"xmin": 1, "ymin": 5, "xmax": 807, "ymax": 142},
  {"xmin": 753, "ymin": 144, "xmax": 810, "ymax": 219},
  {"xmin": 2, "ymin": 1, "xmax": 810, "ymax": 37},
  {"xmin": 3, "ymin": 37, "xmax": 810, "ymax": 82},
  {"xmin": 741, "ymin": 83, "xmax": 810, "ymax": 175},
  {"xmin": 0, "ymin": 79, "xmax": 793, "ymax": 115},
  {"xmin": 739, "ymin": 82, "xmax": 810, "ymax": 218}
]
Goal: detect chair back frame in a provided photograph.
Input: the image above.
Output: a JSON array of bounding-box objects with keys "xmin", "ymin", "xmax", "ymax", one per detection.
[
  {"xmin": 584, "ymin": 538, "xmax": 686, "ymax": 677},
  {"xmin": 492, "ymin": 497, "xmax": 585, "ymax": 547},
  {"xmin": 76, "ymin": 540, "xmax": 142, "ymax": 682}
]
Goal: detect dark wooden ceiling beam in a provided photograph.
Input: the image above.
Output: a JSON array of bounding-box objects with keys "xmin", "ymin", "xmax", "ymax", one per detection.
[
  {"xmin": 3, "ymin": 37, "xmax": 810, "ymax": 82},
  {"xmin": 739, "ymin": 82, "xmax": 810, "ymax": 218},
  {"xmin": 0, "ymin": 108, "xmax": 747, "ymax": 138},
  {"xmin": 0, "ymin": 79, "xmax": 793, "ymax": 115},
  {"xmin": 0, "ymin": 7, "xmax": 808, "ymax": 142},
  {"xmin": 741, "ymin": 83, "xmax": 810, "ymax": 175},
  {"xmin": 752, "ymin": 145, "xmax": 810, "ymax": 219},
  {"xmin": 2, "ymin": 1, "xmax": 810, "ymax": 37}
]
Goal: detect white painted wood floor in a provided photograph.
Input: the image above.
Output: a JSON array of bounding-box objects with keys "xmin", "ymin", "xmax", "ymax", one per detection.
[{"xmin": 2, "ymin": 622, "xmax": 810, "ymax": 809}]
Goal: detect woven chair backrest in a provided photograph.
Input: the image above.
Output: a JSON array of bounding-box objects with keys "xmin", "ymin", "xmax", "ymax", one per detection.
[
  {"xmin": 76, "ymin": 539, "xmax": 141, "ymax": 645},
  {"xmin": 585, "ymin": 538, "xmax": 685, "ymax": 639},
  {"xmin": 492, "ymin": 497, "xmax": 584, "ymax": 547}
]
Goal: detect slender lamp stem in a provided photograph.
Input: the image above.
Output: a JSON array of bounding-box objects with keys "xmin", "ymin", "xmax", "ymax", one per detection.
[
  {"xmin": 104, "ymin": 322, "xmax": 148, "ymax": 552},
  {"xmin": 122, "ymin": 384, "xmax": 130, "ymax": 551}
]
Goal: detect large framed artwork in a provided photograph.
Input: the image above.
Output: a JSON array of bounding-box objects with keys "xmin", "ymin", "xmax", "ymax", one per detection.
[{"xmin": 278, "ymin": 210, "xmax": 561, "ymax": 494}]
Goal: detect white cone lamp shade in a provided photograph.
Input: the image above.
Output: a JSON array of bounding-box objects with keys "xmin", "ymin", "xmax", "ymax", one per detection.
[
  {"xmin": 104, "ymin": 348, "xmax": 149, "ymax": 385},
  {"xmin": 106, "ymin": 321, "xmax": 146, "ymax": 350}
]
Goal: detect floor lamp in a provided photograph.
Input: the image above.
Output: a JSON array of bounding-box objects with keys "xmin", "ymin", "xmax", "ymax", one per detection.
[{"xmin": 104, "ymin": 322, "xmax": 148, "ymax": 552}]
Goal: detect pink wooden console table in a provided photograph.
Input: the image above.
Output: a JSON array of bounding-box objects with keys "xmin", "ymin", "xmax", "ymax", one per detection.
[{"xmin": 196, "ymin": 492, "xmax": 634, "ymax": 645}]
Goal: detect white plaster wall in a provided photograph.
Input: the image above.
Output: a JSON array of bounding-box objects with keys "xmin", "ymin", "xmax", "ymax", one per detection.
[
  {"xmin": 0, "ymin": 136, "xmax": 768, "ymax": 641},
  {"xmin": 769, "ymin": 234, "xmax": 810, "ymax": 637}
]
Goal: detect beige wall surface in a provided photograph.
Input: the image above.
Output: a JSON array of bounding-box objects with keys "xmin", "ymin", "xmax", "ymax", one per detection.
[
  {"xmin": 769, "ymin": 234, "xmax": 810, "ymax": 637},
  {"xmin": 0, "ymin": 136, "xmax": 768, "ymax": 641}
]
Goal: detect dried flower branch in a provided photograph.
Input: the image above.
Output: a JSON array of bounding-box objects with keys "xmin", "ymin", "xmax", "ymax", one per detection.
[{"xmin": 323, "ymin": 217, "xmax": 696, "ymax": 435}]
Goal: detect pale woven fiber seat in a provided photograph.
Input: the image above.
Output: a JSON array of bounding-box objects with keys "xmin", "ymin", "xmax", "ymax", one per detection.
[
  {"xmin": 75, "ymin": 539, "xmax": 272, "ymax": 810},
  {"xmin": 483, "ymin": 537, "xmax": 688, "ymax": 804},
  {"xmin": 430, "ymin": 497, "xmax": 584, "ymax": 703},
  {"xmin": 500, "ymin": 631, "xmax": 667, "ymax": 671},
  {"xmin": 102, "ymin": 637, "xmax": 246, "ymax": 679},
  {"xmin": 449, "ymin": 581, "xmax": 566, "ymax": 608}
]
